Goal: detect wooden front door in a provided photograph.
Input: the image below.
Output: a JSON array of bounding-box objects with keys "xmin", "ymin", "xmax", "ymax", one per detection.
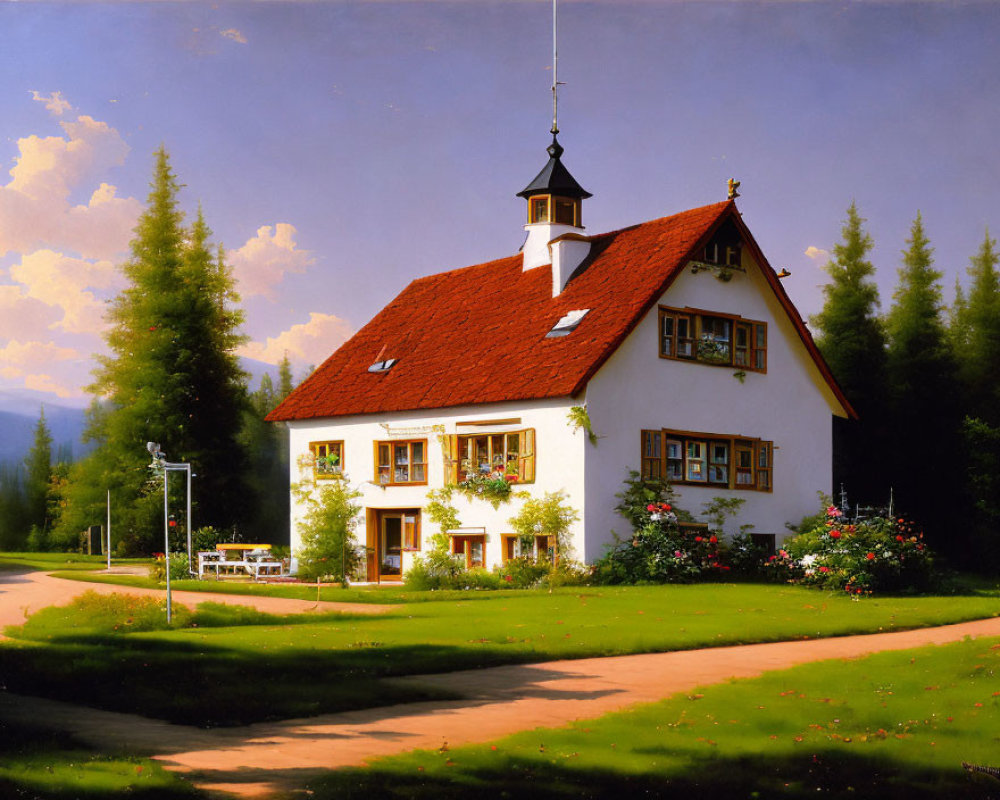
[{"xmin": 367, "ymin": 509, "xmax": 419, "ymax": 583}]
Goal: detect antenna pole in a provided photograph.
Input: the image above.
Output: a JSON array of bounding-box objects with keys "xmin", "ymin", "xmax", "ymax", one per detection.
[{"xmin": 551, "ymin": 0, "xmax": 559, "ymax": 134}]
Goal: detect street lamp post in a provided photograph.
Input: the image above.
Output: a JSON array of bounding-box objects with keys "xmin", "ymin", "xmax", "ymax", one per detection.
[{"xmin": 146, "ymin": 442, "xmax": 193, "ymax": 623}]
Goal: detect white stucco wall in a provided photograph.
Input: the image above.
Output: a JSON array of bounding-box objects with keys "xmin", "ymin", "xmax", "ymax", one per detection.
[
  {"xmin": 286, "ymin": 398, "xmax": 587, "ymax": 576},
  {"xmin": 583, "ymin": 254, "xmax": 836, "ymax": 554}
]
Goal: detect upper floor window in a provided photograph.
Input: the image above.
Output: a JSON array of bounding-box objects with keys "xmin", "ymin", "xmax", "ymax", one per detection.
[
  {"xmin": 375, "ymin": 440, "xmax": 427, "ymax": 486},
  {"xmin": 443, "ymin": 429, "xmax": 536, "ymax": 484},
  {"xmin": 641, "ymin": 429, "xmax": 772, "ymax": 492},
  {"xmin": 702, "ymin": 240, "xmax": 742, "ymax": 267},
  {"xmin": 659, "ymin": 306, "xmax": 767, "ymax": 372},
  {"xmin": 309, "ymin": 441, "xmax": 343, "ymax": 479}
]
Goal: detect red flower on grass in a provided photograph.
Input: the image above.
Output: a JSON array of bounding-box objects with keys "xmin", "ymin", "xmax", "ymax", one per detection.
[{"xmin": 866, "ymin": 552, "xmax": 875, "ymax": 560}]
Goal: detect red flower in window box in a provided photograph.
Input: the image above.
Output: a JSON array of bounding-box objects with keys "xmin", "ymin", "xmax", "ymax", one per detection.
[
  {"xmin": 829, "ymin": 530, "xmax": 841, "ymax": 539},
  {"xmin": 709, "ymin": 535, "xmax": 718, "ymax": 544},
  {"xmin": 506, "ymin": 475, "xmax": 519, "ymax": 483}
]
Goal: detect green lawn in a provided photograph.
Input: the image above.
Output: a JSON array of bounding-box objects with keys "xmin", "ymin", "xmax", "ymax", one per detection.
[
  {"xmin": 2, "ymin": 580, "xmax": 999, "ymax": 726},
  {"xmin": 305, "ymin": 635, "xmax": 1000, "ymax": 799},
  {"xmin": 0, "ymin": 720, "xmax": 200, "ymax": 799},
  {"xmin": 0, "ymin": 552, "xmax": 148, "ymax": 572}
]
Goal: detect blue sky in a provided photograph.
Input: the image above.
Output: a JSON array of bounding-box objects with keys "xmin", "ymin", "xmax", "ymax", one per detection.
[{"xmin": 1, "ymin": 1, "xmax": 999, "ymax": 405}]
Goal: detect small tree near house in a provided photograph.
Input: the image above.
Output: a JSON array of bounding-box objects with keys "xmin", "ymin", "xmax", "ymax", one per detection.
[
  {"xmin": 508, "ymin": 490, "xmax": 579, "ymax": 564},
  {"xmin": 291, "ymin": 455, "xmax": 364, "ymax": 583}
]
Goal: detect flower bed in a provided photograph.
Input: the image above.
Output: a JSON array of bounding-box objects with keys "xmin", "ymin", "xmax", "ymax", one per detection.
[
  {"xmin": 766, "ymin": 506, "xmax": 934, "ymax": 595},
  {"xmin": 595, "ymin": 501, "xmax": 728, "ymax": 584}
]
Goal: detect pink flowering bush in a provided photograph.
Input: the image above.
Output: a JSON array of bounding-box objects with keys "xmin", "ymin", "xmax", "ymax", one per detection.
[{"xmin": 767, "ymin": 505, "xmax": 934, "ymax": 595}]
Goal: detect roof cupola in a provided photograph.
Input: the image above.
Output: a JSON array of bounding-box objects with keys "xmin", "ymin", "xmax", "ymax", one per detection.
[{"xmin": 518, "ymin": 0, "xmax": 592, "ymax": 287}]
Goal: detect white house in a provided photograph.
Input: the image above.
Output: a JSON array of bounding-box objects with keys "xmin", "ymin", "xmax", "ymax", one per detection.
[{"xmin": 268, "ymin": 135, "xmax": 854, "ymax": 582}]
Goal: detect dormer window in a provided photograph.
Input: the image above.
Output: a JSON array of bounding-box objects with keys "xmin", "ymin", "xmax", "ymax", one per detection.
[
  {"xmin": 527, "ymin": 194, "xmax": 581, "ymax": 226},
  {"xmin": 546, "ymin": 308, "xmax": 589, "ymax": 338},
  {"xmin": 368, "ymin": 358, "xmax": 397, "ymax": 374}
]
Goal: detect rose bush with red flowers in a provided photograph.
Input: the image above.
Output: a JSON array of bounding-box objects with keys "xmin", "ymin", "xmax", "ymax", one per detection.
[
  {"xmin": 594, "ymin": 472, "xmax": 729, "ymax": 583},
  {"xmin": 767, "ymin": 505, "xmax": 935, "ymax": 595}
]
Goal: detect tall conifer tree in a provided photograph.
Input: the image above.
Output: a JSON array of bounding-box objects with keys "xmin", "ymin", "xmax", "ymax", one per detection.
[
  {"xmin": 52, "ymin": 148, "xmax": 250, "ymax": 553},
  {"xmin": 811, "ymin": 202, "xmax": 888, "ymax": 507},
  {"xmin": 24, "ymin": 408, "xmax": 53, "ymax": 536},
  {"xmin": 958, "ymin": 231, "xmax": 1000, "ymax": 422},
  {"xmin": 278, "ymin": 354, "xmax": 294, "ymax": 401},
  {"xmin": 885, "ymin": 213, "xmax": 959, "ymax": 546},
  {"xmin": 953, "ymin": 231, "xmax": 1000, "ymax": 568}
]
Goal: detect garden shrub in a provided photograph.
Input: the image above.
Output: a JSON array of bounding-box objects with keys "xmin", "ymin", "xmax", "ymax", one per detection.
[
  {"xmin": 593, "ymin": 472, "xmax": 730, "ymax": 584},
  {"xmin": 721, "ymin": 532, "xmax": 771, "ymax": 577},
  {"xmin": 594, "ymin": 515, "xmax": 725, "ymax": 584},
  {"xmin": 15, "ymin": 591, "xmax": 191, "ymax": 637},
  {"xmin": 767, "ymin": 504, "xmax": 935, "ymax": 595},
  {"xmin": 148, "ymin": 552, "xmax": 190, "ymax": 582},
  {"xmin": 538, "ymin": 559, "xmax": 591, "ymax": 587},
  {"xmin": 495, "ymin": 556, "xmax": 550, "ymax": 588},
  {"xmin": 403, "ymin": 549, "xmax": 466, "ymax": 590}
]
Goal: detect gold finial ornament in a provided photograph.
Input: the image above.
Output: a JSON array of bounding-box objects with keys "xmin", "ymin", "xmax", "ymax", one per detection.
[{"xmin": 727, "ymin": 178, "xmax": 741, "ymax": 200}]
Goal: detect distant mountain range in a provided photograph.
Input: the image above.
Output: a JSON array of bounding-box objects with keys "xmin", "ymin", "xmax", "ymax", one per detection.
[
  {"xmin": 0, "ymin": 390, "xmax": 91, "ymax": 465},
  {"xmin": 0, "ymin": 357, "xmax": 283, "ymax": 466}
]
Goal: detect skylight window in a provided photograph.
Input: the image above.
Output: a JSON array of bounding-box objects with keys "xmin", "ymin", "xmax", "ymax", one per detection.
[
  {"xmin": 368, "ymin": 358, "xmax": 398, "ymax": 373},
  {"xmin": 546, "ymin": 309, "xmax": 589, "ymax": 338}
]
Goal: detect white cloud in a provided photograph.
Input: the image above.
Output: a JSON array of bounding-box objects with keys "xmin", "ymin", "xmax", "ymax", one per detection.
[
  {"xmin": 0, "ymin": 340, "xmax": 80, "ymax": 377},
  {"xmin": 230, "ymin": 223, "xmax": 315, "ymax": 299},
  {"xmin": 23, "ymin": 372, "xmax": 79, "ymax": 399},
  {"xmin": 239, "ymin": 313, "xmax": 353, "ymax": 366},
  {"xmin": 221, "ymin": 28, "xmax": 247, "ymax": 44},
  {"xmin": 9, "ymin": 249, "xmax": 118, "ymax": 334},
  {"xmin": 0, "ymin": 113, "xmax": 140, "ymax": 260},
  {"xmin": 0, "ymin": 285, "xmax": 61, "ymax": 340},
  {"xmin": 804, "ymin": 246, "xmax": 830, "ymax": 262},
  {"xmin": 30, "ymin": 90, "xmax": 72, "ymax": 116}
]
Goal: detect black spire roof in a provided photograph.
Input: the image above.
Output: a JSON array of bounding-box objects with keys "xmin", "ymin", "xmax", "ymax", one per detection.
[{"xmin": 516, "ymin": 134, "xmax": 592, "ymax": 200}]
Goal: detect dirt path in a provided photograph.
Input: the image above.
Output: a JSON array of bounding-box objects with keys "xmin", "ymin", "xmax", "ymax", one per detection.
[
  {"xmin": 0, "ymin": 567, "xmax": 397, "ymax": 638},
  {"xmin": 2, "ymin": 569, "xmax": 1000, "ymax": 799}
]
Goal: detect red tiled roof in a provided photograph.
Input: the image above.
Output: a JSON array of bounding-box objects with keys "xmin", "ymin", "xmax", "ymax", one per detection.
[{"xmin": 268, "ymin": 201, "xmax": 854, "ymax": 422}]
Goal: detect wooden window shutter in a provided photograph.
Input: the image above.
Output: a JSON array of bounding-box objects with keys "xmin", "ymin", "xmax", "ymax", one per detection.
[
  {"xmin": 403, "ymin": 515, "xmax": 419, "ymax": 550},
  {"xmin": 445, "ymin": 434, "xmax": 460, "ymax": 485},
  {"xmin": 519, "ymin": 428, "xmax": 536, "ymax": 484}
]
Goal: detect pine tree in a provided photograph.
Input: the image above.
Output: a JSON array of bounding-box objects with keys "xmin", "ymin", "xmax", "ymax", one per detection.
[
  {"xmin": 885, "ymin": 213, "xmax": 959, "ymax": 546},
  {"xmin": 952, "ymin": 231, "xmax": 1000, "ymax": 569},
  {"xmin": 278, "ymin": 354, "xmax": 294, "ymax": 401},
  {"xmin": 810, "ymin": 202, "xmax": 888, "ymax": 507},
  {"xmin": 24, "ymin": 408, "xmax": 54, "ymax": 535},
  {"xmin": 948, "ymin": 278, "xmax": 970, "ymax": 354},
  {"xmin": 958, "ymin": 231, "xmax": 1000, "ymax": 422},
  {"xmin": 51, "ymin": 148, "xmax": 250, "ymax": 554},
  {"xmin": 0, "ymin": 464, "xmax": 29, "ymax": 551}
]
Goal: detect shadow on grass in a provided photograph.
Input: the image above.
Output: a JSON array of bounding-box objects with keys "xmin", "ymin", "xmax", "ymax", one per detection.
[
  {"xmin": 0, "ymin": 719, "xmax": 200, "ymax": 798},
  {"xmin": 0, "ymin": 632, "xmax": 612, "ymax": 727},
  {"xmin": 298, "ymin": 750, "xmax": 1000, "ymax": 800}
]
